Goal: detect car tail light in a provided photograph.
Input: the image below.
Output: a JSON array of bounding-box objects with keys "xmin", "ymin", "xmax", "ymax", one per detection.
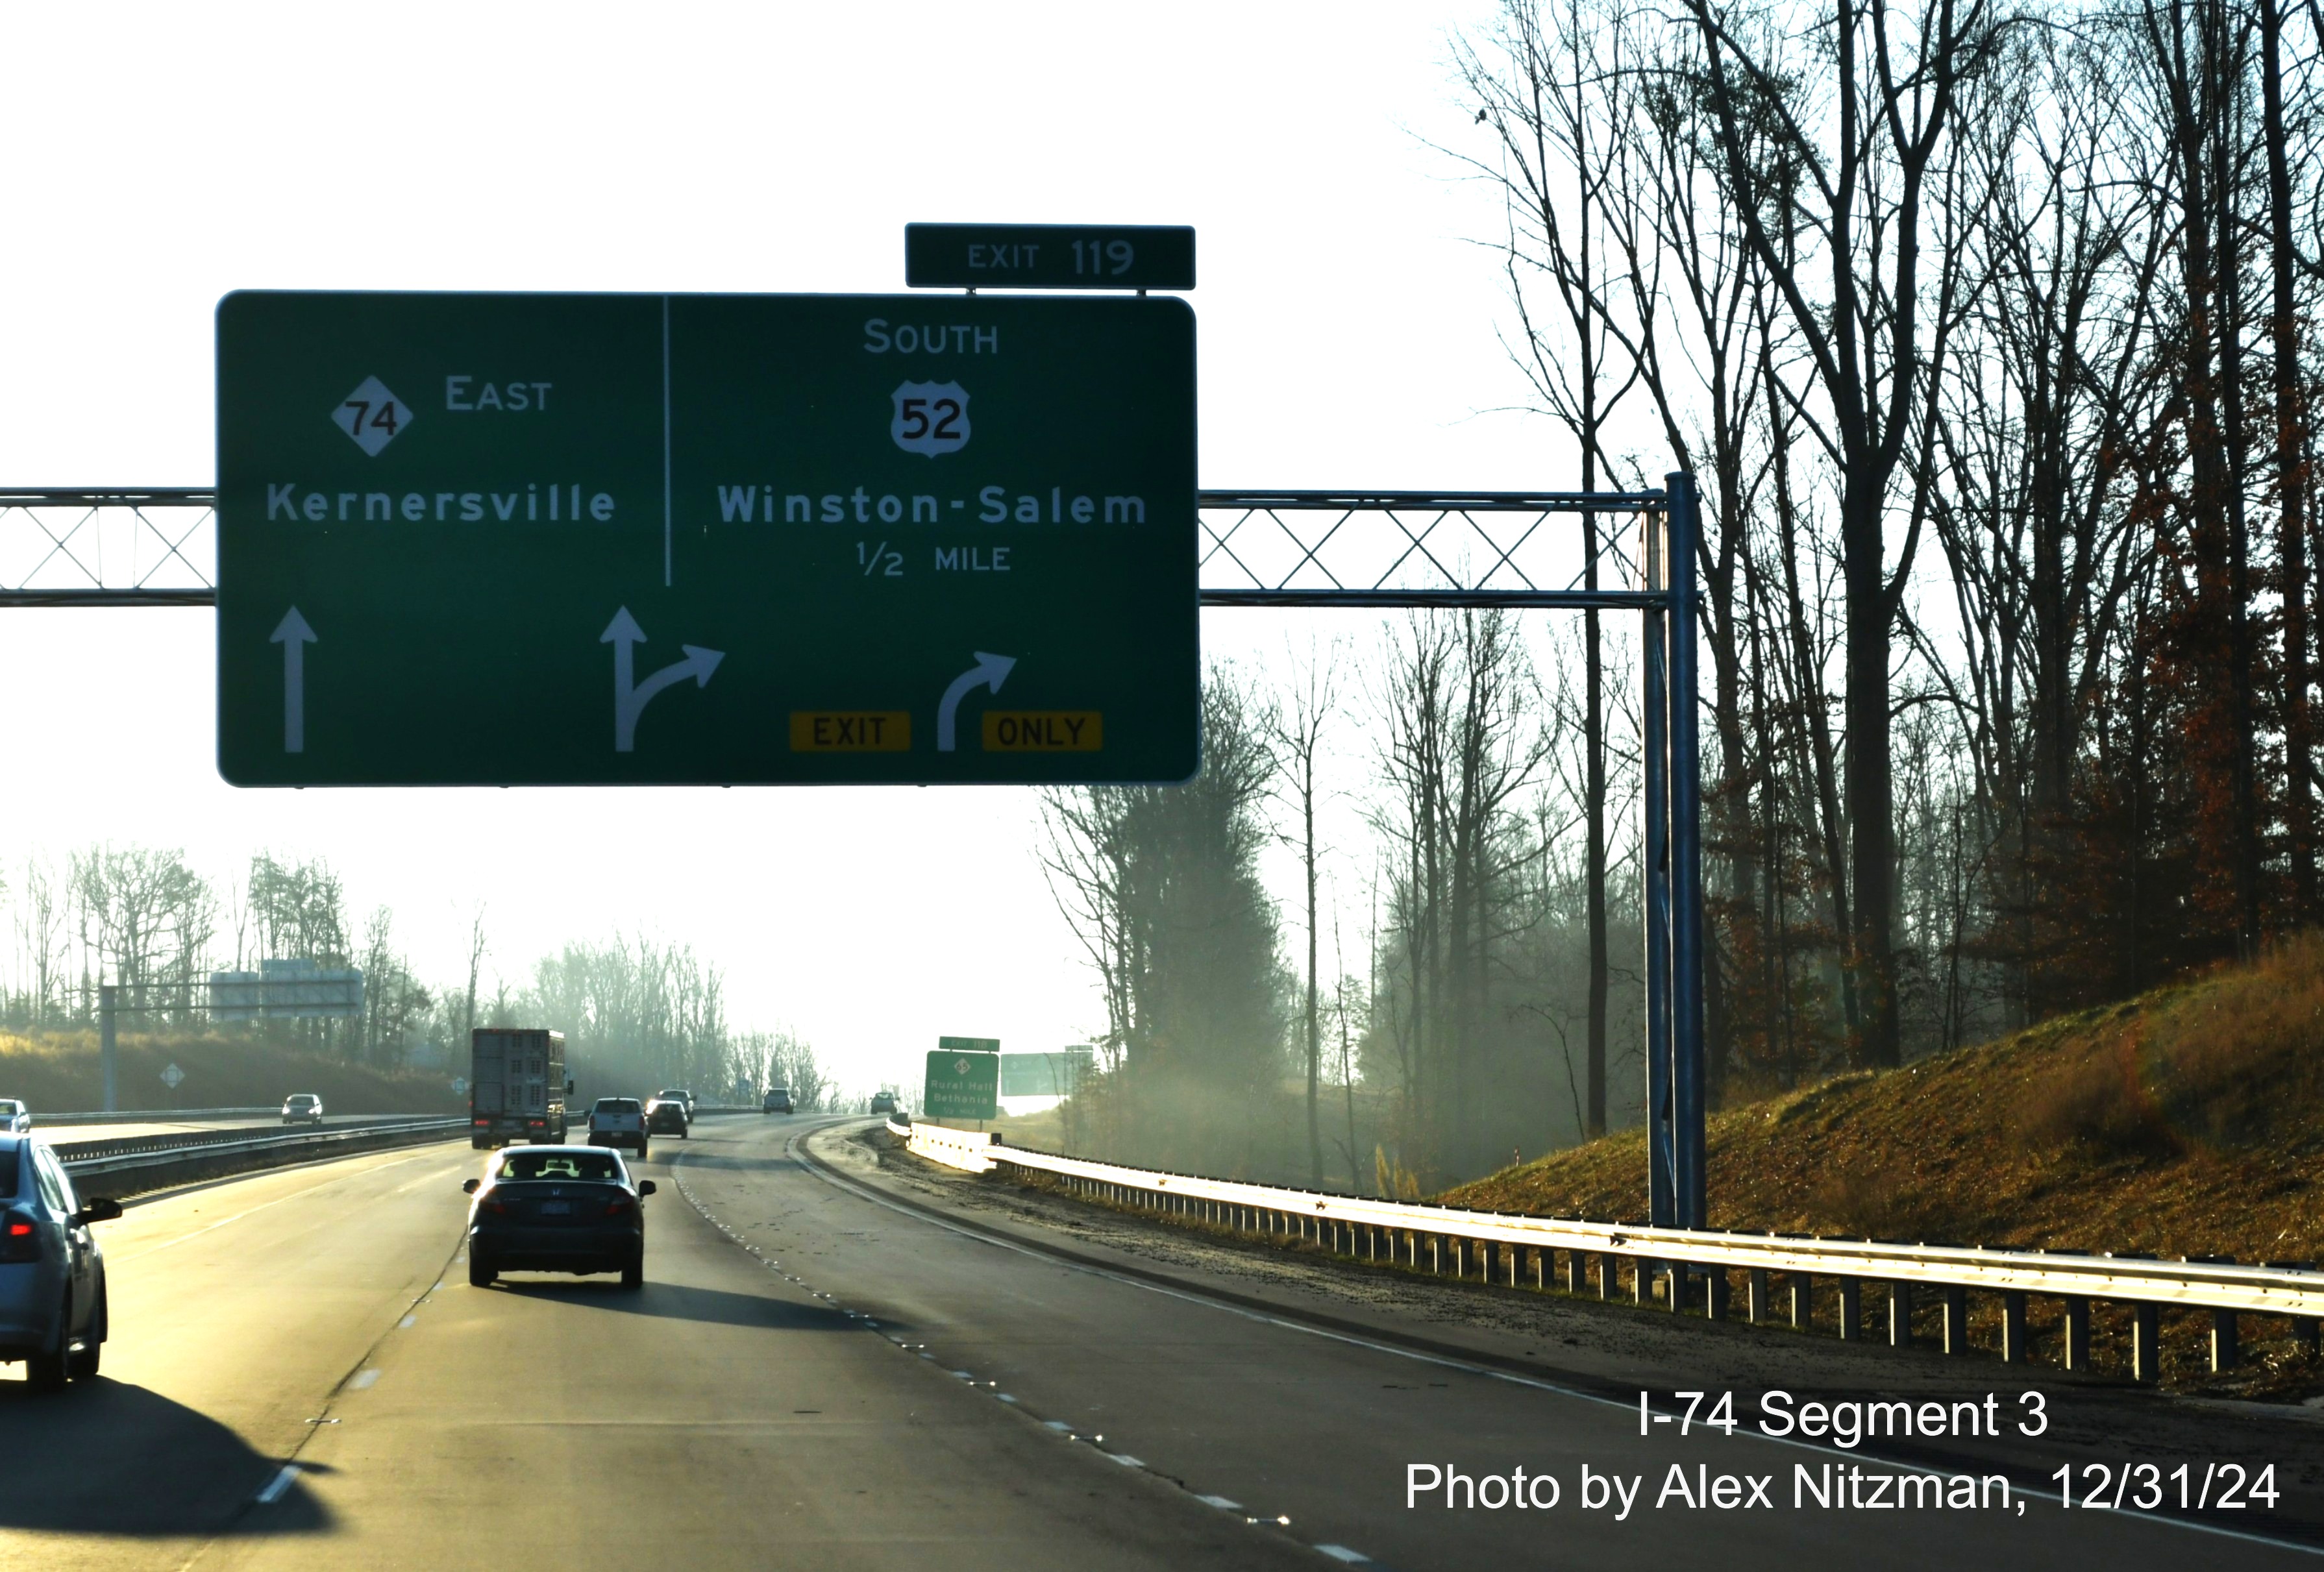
[
  {"xmin": 0, "ymin": 1209, "xmax": 40, "ymax": 1263},
  {"xmin": 473, "ymin": 1116, "xmax": 489, "ymax": 1125},
  {"xmin": 527, "ymin": 1118, "xmax": 545, "ymax": 1128},
  {"xmin": 477, "ymin": 1196, "xmax": 508, "ymax": 1215},
  {"xmin": 603, "ymin": 1195, "xmax": 636, "ymax": 1217}
]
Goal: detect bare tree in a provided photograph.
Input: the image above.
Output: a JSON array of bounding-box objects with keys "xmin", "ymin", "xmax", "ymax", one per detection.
[
  {"xmin": 463, "ymin": 903, "xmax": 489, "ymax": 1042},
  {"xmin": 72, "ymin": 845, "xmax": 214, "ymax": 1023},
  {"xmin": 1681, "ymin": 0, "xmax": 2001, "ymax": 1064},
  {"xmin": 1268, "ymin": 637, "xmax": 1343, "ymax": 1185},
  {"xmin": 1457, "ymin": 0, "xmax": 1642, "ymax": 1133}
]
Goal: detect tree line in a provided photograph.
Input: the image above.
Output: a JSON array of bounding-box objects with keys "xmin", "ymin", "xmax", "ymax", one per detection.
[
  {"xmin": 0, "ymin": 846, "xmax": 832, "ymax": 1106},
  {"xmin": 1043, "ymin": 0, "xmax": 2323, "ymax": 1188},
  {"xmin": 1455, "ymin": 0, "xmax": 2323, "ymax": 1093}
]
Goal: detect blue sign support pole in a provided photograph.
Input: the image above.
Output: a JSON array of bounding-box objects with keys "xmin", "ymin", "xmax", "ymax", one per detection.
[
  {"xmin": 1666, "ymin": 471, "xmax": 1707, "ymax": 1231},
  {"xmin": 1642, "ymin": 514, "xmax": 1676, "ymax": 1238}
]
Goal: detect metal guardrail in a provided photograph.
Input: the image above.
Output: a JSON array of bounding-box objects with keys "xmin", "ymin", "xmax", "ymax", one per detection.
[
  {"xmin": 38, "ymin": 1107, "xmax": 278, "ymax": 1124},
  {"xmin": 893, "ymin": 1120, "xmax": 2323, "ymax": 1381},
  {"xmin": 59, "ymin": 1117, "xmax": 467, "ymax": 1179}
]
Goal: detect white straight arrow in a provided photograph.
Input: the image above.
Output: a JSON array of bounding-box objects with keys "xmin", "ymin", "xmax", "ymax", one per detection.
[
  {"xmin": 600, "ymin": 606, "xmax": 723, "ymax": 752},
  {"xmin": 271, "ymin": 607, "xmax": 315, "ymax": 754},
  {"xmin": 935, "ymin": 651, "xmax": 1017, "ymax": 752}
]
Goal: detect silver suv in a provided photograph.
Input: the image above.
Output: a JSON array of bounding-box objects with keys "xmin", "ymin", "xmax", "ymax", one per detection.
[
  {"xmin": 586, "ymin": 1098, "xmax": 649, "ymax": 1159},
  {"xmin": 0, "ymin": 1135, "xmax": 120, "ymax": 1389},
  {"xmin": 281, "ymin": 1093, "xmax": 324, "ymax": 1126}
]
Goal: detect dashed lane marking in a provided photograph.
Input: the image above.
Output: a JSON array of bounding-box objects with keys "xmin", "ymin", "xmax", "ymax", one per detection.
[
  {"xmin": 673, "ymin": 1120, "xmax": 1362, "ymax": 1567},
  {"xmin": 112, "ymin": 1148, "xmax": 445, "ymax": 1266},
  {"xmin": 794, "ymin": 1125, "xmax": 2324, "ymax": 1564},
  {"xmin": 254, "ymin": 1465, "xmax": 300, "ymax": 1504}
]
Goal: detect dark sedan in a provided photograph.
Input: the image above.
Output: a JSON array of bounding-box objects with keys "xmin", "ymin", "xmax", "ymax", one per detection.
[
  {"xmin": 462, "ymin": 1146, "xmax": 654, "ymax": 1290},
  {"xmin": 643, "ymin": 1096, "xmax": 689, "ymax": 1138}
]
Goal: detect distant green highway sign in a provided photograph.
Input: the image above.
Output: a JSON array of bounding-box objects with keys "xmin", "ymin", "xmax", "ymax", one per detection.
[
  {"xmin": 937, "ymin": 1035, "xmax": 1001, "ymax": 1053},
  {"xmin": 922, "ymin": 1048, "xmax": 999, "ymax": 1121},
  {"xmin": 906, "ymin": 225, "xmax": 1196, "ymax": 291},
  {"xmin": 216, "ymin": 291, "xmax": 1198, "ymax": 786}
]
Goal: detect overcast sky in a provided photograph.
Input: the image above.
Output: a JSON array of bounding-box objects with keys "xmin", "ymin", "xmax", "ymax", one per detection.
[{"xmin": 0, "ymin": 2, "xmax": 1639, "ymax": 1095}]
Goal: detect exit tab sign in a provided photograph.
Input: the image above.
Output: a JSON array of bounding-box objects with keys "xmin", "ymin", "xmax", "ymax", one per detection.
[{"xmin": 906, "ymin": 225, "xmax": 1195, "ymax": 291}]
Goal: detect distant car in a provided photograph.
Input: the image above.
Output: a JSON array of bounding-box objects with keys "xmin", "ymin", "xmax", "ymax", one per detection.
[
  {"xmin": 0, "ymin": 1134, "xmax": 123, "ymax": 1388},
  {"xmin": 585, "ymin": 1097, "xmax": 649, "ymax": 1159},
  {"xmin": 644, "ymin": 1096, "xmax": 689, "ymax": 1138},
  {"xmin": 0, "ymin": 1101, "xmax": 29, "ymax": 1135},
  {"xmin": 658, "ymin": 1088, "xmax": 697, "ymax": 1116},
  {"xmin": 869, "ymin": 1091, "xmax": 898, "ymax": 1115},
  {"xmin": 462, "ymin": 1144, "xmax": 654, "ymax": 1290},
  {"xmin": 761, "ymin": 1087, "xmax": 794, "ymax": 1115},
  {"xmin": 280, "ymin": 1094, "xmax": 324, "ymax": 1126}
]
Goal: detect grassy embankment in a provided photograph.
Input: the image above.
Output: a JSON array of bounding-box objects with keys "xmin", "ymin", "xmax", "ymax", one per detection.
[
  {"xmin": 1440, "ymin": 937, "xmax": 2324, "ymax": 1393},
  {"xmin": 0, "ymin": 1027, "xmax": 463, "ymax": 1115}
]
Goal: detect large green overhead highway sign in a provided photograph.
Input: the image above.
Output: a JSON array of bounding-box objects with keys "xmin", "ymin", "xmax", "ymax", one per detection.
[{"xmin": 216, "ymin": 291, "xmax": 1197, "ymax": 786}]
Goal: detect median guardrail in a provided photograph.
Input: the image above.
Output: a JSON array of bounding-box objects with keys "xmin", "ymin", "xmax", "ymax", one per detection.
[
  {"xmin": 58, "ymin": 1117, "xmax": 469, "ymax": 1196},
  {"xmin": 891, "ymin": 1118, "xmax": 2321, "ymax": 1382},
  {"xmin": 39, "ymin": 1107, "xmax": 280, "ymax": 1124}
]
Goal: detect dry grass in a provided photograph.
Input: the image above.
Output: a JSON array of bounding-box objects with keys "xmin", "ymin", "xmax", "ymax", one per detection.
[
  {"xmin": 0, "ymin": 1027, "xmax": 464, "ymax": 1115},
  {"xmin": 1439, "ymin": 937, "xmax": 2324, "ymax": 1394}
]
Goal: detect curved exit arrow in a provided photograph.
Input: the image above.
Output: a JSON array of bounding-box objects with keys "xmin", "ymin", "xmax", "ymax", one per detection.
[
  {"xmin": 935, "ymin": 651, "xmax": 1016, "ymax": 753},
  {"xmin": 602, "ymin": 606, "xmax": 724, "ymax": 753}
]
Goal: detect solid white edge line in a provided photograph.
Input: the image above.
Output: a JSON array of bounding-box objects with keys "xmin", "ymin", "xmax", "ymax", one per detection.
[{"xmin": 795, "ymin": 1120, "xmax": 2324, "ymax": 1562}]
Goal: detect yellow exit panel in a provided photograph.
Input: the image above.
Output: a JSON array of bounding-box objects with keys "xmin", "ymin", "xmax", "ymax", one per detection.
[
  {"xmin": 790, "ymin": 712, "xmax": 912, "ymax": 752},
  {"xmin": 983, "ymin": 711, "xmax": 1104, "ymax": 752}
]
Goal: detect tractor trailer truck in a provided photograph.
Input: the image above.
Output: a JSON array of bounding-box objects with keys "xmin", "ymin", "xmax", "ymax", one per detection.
[{"xmin": 470, "ymin": 1028, "xmax": 570, "ymax": 1148}]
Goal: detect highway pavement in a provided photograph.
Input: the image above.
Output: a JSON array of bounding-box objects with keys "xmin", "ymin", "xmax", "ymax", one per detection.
[{"xmin": 3, "ymin": 1114, "xmax": 2317, "ymax": 1570}]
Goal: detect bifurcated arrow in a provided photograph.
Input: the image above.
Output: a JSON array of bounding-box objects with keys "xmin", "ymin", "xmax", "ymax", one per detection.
[
  {"xmin": 935, "ymin": 650, "xmax": 1017, "ymax": 753},
  {"xmin": 601, "ymin": 607, "xmax": 723, "ymax": 753},
  {"xmin": 271, "ymin": 606, "xmax": 315, "ymax": 754}
]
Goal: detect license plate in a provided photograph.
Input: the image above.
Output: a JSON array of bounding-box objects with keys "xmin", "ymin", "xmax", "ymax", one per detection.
[{"xmin": 539, "ymin": 1201, "xmax": 571, "ymax": 1216}]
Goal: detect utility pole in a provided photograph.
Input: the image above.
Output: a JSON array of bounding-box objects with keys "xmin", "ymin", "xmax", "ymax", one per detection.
[{"xmin": 100, "ymin": 983, "xmax": 119, "ymax": 1112}]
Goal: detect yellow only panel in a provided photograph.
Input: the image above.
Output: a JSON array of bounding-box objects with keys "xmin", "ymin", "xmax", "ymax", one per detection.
[{"xmin": 982, "ymin": 712, "xmax": 1104, "ymax": 752}]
